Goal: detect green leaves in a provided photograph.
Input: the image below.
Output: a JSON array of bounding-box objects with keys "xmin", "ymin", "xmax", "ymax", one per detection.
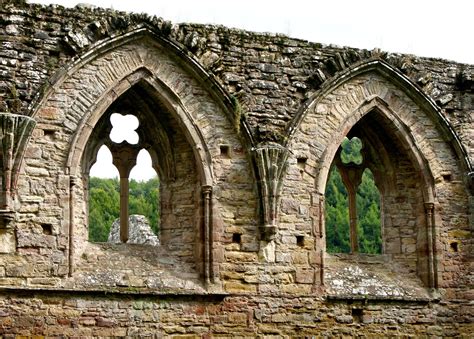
[
  {"xmin": 88, "ymin": 176, "xmax": 160, "ymax": 242},
  {"xmin": 340, "ymin": 137, "xmax": 363, "ymax": 165}
]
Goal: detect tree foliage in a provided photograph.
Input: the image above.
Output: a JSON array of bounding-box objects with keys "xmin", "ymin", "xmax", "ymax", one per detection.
[
  {"xmin": 88, "ymin": 176, "xmax": 160, "ymax": 242},
  {"xmin": 325, "ymin": 166, "xmax": 382, "ymax": 254}
]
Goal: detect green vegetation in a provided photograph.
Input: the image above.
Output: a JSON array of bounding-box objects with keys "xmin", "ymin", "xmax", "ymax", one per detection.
[
  {"xmin": 340, "ymin": 137, "xmax": 363, "ymax": 165},
  {"xmin": 325, "ymin": 167, "xmax": 382, "ymax": 254},
  {"xmin": 88, "ymin": 177, "xmax": 160, "ymax": 242}
]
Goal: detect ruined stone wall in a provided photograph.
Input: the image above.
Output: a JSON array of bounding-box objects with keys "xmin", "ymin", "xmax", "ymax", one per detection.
[{"xmin": 0, "ymin": 1, "xmax": 472, "ymax": 336}]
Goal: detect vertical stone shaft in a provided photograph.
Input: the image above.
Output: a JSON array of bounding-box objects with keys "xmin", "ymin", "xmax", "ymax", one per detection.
[
  {"xmin": 69, "ymin": 176, "xmax": 77, "ymax": 277},
  {"xmin": 110, "ymin": 145, "xmax": 139, "ymax": 243},
  {"xmin": 120, "ymin": 177, "xmax": 129, "ymax": 243},
  {"xmin": 336, "ymin": 162, "xmax": 364, "ymax": 254},
  {"xmin": 203, "ymin": 185, "xmax": 212, "ymax": 285},
  {"xmin": 425, "ymin": 202, "xmax": 436, "ymax": 288}
]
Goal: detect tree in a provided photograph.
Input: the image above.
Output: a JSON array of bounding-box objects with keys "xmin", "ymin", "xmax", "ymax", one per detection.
[
  {"xmin": 88, "ymin": 177, "xmax": 120, "ymax": 242},
  {"xmin": 88, "ymin": 176, "xmax": 160, "ymax": 242},
  {"xmin": 325, "ymin": 167, "xmax": 350, "ymax": 253},
  {"xmin": 325, "ymin": 164, "xmax": 382, "ymax": 254}
]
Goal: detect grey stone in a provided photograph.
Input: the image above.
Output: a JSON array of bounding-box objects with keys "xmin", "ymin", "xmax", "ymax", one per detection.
[{"xmin": 108, "ymin": 215, "xmax": 160, "ymax": 246}]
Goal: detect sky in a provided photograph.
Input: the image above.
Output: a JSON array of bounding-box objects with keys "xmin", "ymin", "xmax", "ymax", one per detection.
[{"xmin": 26, "ymin": 0, "xmax": 474, "ymax": 180}]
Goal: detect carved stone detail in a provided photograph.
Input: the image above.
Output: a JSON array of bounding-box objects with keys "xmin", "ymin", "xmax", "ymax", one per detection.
[
  {"xmin": 0, "ymin": 113, "xmax": 36, "ymax": 224},
  {"xmin": 253, "ymin": 142, "xmax": 289, "ymax": 240}
]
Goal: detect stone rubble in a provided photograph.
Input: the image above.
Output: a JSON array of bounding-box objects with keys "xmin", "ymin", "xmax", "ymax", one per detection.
[{"xmin": 108, "ymin": 214, "xmax": 160, "ymax": 246}]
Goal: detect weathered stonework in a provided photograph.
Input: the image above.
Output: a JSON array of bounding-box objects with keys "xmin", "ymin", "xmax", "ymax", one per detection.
[
  {"xmin": 108, "ymin": 214, "xmax": 160, "ymax": 246},
  {"xmin": 0, "ymin": 0, "xmax": 472, "ymax": 336}
]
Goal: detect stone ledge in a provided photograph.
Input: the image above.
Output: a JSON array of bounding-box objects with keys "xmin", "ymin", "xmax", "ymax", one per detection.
[
  {"xmin": 0, "ymin": 286, "xmax": 228, "ymax": 299},
  {"xmin": 325, "ymin": 294, "xmax": 436, "ymax": 304},
  {"xmin": 0, "ymin": 285, "xmax": 438, "ymax": 304}
]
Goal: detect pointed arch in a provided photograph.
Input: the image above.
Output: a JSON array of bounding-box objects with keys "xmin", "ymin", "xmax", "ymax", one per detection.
[
  {"xmin": 65, "ymin": 67, "xmax": 214, "ymax": 186},
  {"xmin": 28, "ymin": 27, "xmax": 253, "ymax": 287},
  {"xmin": 316, "ymin": 96, "xmax": 435, "ymax": 203},
  {"xmin": 287, "ymin": 59, "xmax": 472, "ymax": 179},
  {"xmin": 283, "ymin": 59, "xmax": 474, "ymax": 288}
]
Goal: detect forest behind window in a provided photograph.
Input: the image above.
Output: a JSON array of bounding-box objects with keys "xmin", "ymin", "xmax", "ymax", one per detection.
[
  {"xmin": 88, "ymin": 177, "xmax": 160, "ymax": 242},
  {"xmin": 325, "ymin": 167, "xmax": 382, "ymax": 254}
]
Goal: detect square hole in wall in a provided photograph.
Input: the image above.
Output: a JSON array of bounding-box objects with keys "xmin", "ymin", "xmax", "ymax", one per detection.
[
  {"xmin": 297, "ymin": 157, "xmax": 307, "ymax": 169},
  {"xmin": 296, "ymin": 235, "xmax": 305, "ymax": 247},
  {"xmin": 232, "ymin": 233, "xmax": 241, "ymax": 244},
  {"xmin": 219, "ymin": 145, "xmax": 230, "ymax": 158},
  {"xmin": 442, "ymin": 173, "xmax": 452, "ymax": 182},
  {"xmin": 41, "ymin": 224, "xmax": 53, "ymax": 235},
  {"xmin": 450, "ymin": 241, "xmax": 459, "ymax": 252},
  {"xmin": 352, "ymin": 308, "xmax": 364, "ymax": 323}
]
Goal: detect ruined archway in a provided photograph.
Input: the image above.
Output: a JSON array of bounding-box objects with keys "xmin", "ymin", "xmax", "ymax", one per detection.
[
  {"xmin": 283, "ymin": 60, "xmax": 471, "ymax": 290},
  {"xmin": 29, "ymin": 27, "xmax": 252, "ymax": 289}
]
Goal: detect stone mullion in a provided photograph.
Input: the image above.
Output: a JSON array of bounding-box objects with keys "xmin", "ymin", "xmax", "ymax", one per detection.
[
  {"xmin": 335, "ymin": 153, "xmax": 364, "ymax": 254},
  {"xmin": 109, "ymin": 145, "xmax": 140, "ymax": 243},
  {"xmin": 119, "ymin": 176, "xmax": 130, "ymax": 243}
]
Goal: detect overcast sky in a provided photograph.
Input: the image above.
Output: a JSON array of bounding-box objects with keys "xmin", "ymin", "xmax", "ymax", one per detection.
[
  {"xmin": 26, "ymin": 0, "xmax": 473, "ymax": 180},
  {"xmin": 28, "ymin": 0, "xmax": 473, "ymax": 64}
]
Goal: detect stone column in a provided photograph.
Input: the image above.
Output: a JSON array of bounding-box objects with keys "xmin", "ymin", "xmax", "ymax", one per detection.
[
  {"xmin": 424, "ymin": 202, "xmax": 436, "ymax": 288},
  {"xmin": 109, "ymin": 145, "xmax": 139, "ymax": 243},
  {"xmin": 336, "ymin": 162, "xmax": 364, "ymax": 254},
  {"xmin": 69, "ymin": 176, "xmax": 79, "ymax": 276},
  {"xmin": 202, "ymin": 185, "xmax": 212, "ymax": 285}
]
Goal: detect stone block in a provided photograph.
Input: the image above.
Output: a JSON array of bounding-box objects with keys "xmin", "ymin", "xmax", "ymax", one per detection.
[
  {"xmin": 224, "ymin": 281, "xmax": 257, "ymax": 293},
  {"xmin": 0, "ymin": 231, "xmax": 15, "ymax": 254},
  {"xmin": 292, "ymin": 252, "xmax": 308, "ymax": 264},
  {"xmin": 295, "ymin": 268, "xmax": 313, "ymax": 284},
  {"xmin": 225, "ymin": 251, "xmax": 258, "ymax": 263},
  {"xmin": 228, "ymin": 312, "xmax": 247, "ymax": 324}
]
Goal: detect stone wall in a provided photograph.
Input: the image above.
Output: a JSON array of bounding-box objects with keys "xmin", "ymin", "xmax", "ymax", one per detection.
[{"xmin": 0, "ymin": 0, "xmax": 472, "ymax": 336}]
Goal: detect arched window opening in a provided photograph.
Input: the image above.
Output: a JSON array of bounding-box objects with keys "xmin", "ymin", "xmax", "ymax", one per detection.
[
  {"xmin": 88, "ymin": 145, "xmax": 120, "ymax": 242},
  {"xmin": 78, "ymin": 79, "xmax": 209, "ymax": 280},
  {"xmin": 325, "ymin": 136, "xmax": 382, "ymax": 254},
  {"xmin": 88, "ymin": 115, "xmax": 162, "ymax": 245}
]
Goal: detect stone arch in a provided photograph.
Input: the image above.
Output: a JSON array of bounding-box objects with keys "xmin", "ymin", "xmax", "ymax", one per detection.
[
  {"xmin": 66, "ymin": 67, "xmax": 212, "ymax": 185},
  {"xmin": 28, "ymin": 27, "xmax": 248, "ymax": 287},
  {"xmin": 284, "ymin": 60, "xmax": 471, "ymax": 288},
  {"xmin": 287, "ymin": 60, "xmax": 472, "ymax": 180},
  {"xmin": 316, "ymin": 96, "xmax": 435, "ymax": 203}
]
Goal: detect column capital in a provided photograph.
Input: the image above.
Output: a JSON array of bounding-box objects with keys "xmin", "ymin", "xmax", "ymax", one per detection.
[
  {"xmin": 202, "ymin": 185, "xmax": 213, "ymax": 195},
  {"xmin": 424, "ymin": 202, "xmax": 435, "ymax": 212}
]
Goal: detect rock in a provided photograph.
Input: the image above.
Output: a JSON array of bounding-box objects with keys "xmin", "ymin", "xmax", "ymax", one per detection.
[{"xmin": 108, "ymin": 215, "xmax": 160, "ymax": 246}]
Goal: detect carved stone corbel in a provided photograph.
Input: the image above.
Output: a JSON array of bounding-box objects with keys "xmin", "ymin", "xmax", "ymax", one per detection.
[
  {"xmin": 0, "ymin": 113, "xmax": 36, "ymax": 227},
  {"xmin": 253, "ymin": 142, "xmax": 289, "ymax": 241}
]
